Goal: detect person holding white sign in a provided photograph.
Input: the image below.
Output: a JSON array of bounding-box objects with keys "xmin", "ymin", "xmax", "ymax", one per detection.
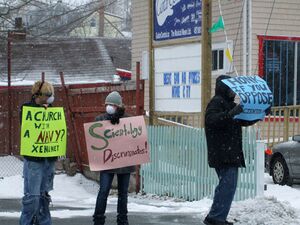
[
  {"xmin": 93, "ymin": 91, "xmax": 135, "ymax": 225},
  {"xmin": 203, "ymin": 75, "xmax": 266, "ymax": 225},
  {"xmin": 19, "ymin": 80, "xmax": 56, "ymax": 225}
]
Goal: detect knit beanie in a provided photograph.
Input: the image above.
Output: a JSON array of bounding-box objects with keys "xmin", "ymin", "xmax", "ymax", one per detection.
[{"xmin": 105, "ymin": 91, "xmax": 122, "ymax": 107}]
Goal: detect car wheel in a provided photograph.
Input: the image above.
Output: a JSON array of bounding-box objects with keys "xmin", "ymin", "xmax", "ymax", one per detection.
[{"xmin": 271, "ymin": 156, "xmax": 291, "ymax": 185}]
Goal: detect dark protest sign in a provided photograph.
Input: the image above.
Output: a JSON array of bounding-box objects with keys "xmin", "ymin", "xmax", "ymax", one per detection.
[
  {"xmin": 84, "ymin": 116, "xmax": 150, "ymax": 171},
  {"xmin": 222, "ymin": 76, "xmax": 273, "ymax": 121},
  {"xmin": 20, "ymin": 106, "xmax": 67, "ymax": 157}
]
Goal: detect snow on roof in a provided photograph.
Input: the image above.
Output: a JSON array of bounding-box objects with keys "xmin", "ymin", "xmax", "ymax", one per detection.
[{"xmin": 0, "ymin": 37, "xmax": 131, "ymax": 85}]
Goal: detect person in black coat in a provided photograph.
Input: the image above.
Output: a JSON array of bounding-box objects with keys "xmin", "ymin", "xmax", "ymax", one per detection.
[
  {"xmin": 203, "ymin": 75, "xmax": 262, "ymax": 225},
  {"xmin": 93, "ymin": 91, "xmax": 135, "ymax": 225}
]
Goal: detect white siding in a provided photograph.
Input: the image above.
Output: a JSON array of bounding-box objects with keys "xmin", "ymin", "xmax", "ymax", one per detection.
[{"xmin": 211, "ymin": 1, "xmax": 244, "ymax": 77}]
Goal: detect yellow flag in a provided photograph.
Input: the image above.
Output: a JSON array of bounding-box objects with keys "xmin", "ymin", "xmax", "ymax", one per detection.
[
  {"xmin": 20, "ymin": 106, "xmax": 67, "ymax": 157},
  {"xmin": 225, "ymin": 48, "xmax": 233, "ymax": 62}
]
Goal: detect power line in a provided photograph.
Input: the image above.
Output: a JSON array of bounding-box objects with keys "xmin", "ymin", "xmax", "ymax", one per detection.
[
  {"xmin": 232, "ymin": 0, "xmax": 245, "ymax": 68},
  {"xmin": 253, "ymin": 0, "xmax": 276, "ymax": 75},
  {"xmin": 264, "ymin": 0, "xmax": 276, "ymax": 37}
]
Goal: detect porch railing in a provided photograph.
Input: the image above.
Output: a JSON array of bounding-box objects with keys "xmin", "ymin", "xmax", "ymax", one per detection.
[
  {"xmin": 154, "ymin": 105, "xmax": 300, "ymax": 147},
  {"xmin": 257, "ymin": 105, "xmax": 300, "ymax": 147}
]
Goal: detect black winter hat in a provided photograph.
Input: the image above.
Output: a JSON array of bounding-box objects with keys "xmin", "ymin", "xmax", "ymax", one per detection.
[{"xmin": 215, "ymin": 75, "xmax": 234, "ymax": 100}]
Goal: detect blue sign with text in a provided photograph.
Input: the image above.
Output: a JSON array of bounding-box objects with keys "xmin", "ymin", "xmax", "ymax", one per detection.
[
  {"xmin": 222, "ymin": 76, "xmax": 273, "ymax": 121},
  {"xmin": 164, "ymin": 71, "xmax": 200, "ymax": 98},
  {"xmin": 154, "ymin": 0, "xmax": 202, "ymax": 41}
]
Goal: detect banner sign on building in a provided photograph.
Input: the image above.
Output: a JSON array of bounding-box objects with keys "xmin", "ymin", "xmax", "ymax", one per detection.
[
  {"xmin": 20, "ymin": 106, "xmax": 67, "ymax": 157},
  {"xmin": 222, "ymin": 76, "xmax": 273, "ymax": 121},
  {"xmin": 154, "ymin": 0, "xmax": 202, "ymax": 41},
  {"xmin": 84, "ymin": 116, "xmax": 150, "ymax": 171},
  {"xmin": 155, "ymin": 43, "xmax": 201, "ymax": 112}
]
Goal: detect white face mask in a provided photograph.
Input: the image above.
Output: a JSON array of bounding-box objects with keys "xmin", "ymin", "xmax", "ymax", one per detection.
[
  {"xmin": 47, "ymin": 95, "xmax": 55, "ymax": 104},
  {"xmin": 106, "ymin": 105, "xmax": 116, "ymax": 114}
]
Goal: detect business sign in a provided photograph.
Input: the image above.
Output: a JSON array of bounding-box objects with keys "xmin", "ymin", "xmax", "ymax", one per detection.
[
  {"xmin": 154, "ymin": 0, "xmax": 202, "ymax": 41},
  {"xmin": 84, "ymin": 116, "xmax": 150, "ymax": 171},
  {"xmin": 222, "ymin": 76, "xmax": 273, "ymax": 121},
  {"xmin": 155, "ymin": 43, "xmax": 201, "ymax": 112},
  {"xmin": 20, "ymin": 106, "xmax": 67, "ymax": 157}
]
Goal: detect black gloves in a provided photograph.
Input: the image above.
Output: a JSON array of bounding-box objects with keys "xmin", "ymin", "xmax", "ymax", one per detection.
[
  {"xmin": 265, "ymin": 106, "xmax": 272, "ymax": 116},
  {"xmin": 109, "ymin": 114, "xmax": 120, "ymax": 124},
  {"xmin": 108, "ymin": 107, "xmax": 125, "ymax": 125},
  {"xmin": 228, "ymin": 104, "xmax": 243, "ymax": 118}
]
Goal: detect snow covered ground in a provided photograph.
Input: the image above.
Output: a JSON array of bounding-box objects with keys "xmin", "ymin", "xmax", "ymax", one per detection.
[{"xmin": 1, "ymin": 156, "xmax": 300, "ymax": 224}]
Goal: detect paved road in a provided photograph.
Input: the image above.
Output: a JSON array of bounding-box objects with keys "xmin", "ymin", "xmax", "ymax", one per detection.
[
  {"xmin": 0, "ymin": 199, "xmax": 204, "ymax": 225},
  {"xmin": 0, "ymin": 214, "xmax": 204, "ymax": 225}
]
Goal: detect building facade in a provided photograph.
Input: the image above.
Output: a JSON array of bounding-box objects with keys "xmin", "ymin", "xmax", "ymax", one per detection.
[{"xmin": 132, "ymin": 0, "xmax": 300, "ymax": 114}]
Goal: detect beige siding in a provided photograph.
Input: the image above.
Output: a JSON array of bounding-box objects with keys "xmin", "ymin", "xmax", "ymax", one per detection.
[
  {"xmin": 252, "ymin": 0, "xmax": 300, "ymax": 75},
  {"xmin": 211, "ymin": 1, "xmax": 244, "ymax": 91},
  {"xmin": 132, "ymin": 0, "xmax": 300, "ymax": 113},
  {"xmin": 132, "ymin": 0, "xmax": 150, "ymax": 110}
]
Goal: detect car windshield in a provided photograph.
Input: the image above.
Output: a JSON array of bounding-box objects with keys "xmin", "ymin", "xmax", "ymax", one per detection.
[{"xmin": 293, "ymin": 135, "xmax": 300, "ymax": 142}]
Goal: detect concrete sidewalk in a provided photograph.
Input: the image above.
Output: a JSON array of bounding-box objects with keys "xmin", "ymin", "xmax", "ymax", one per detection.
[{"xmin": 0, "ymin": 199, "xmax": 203, "ymax": 225}]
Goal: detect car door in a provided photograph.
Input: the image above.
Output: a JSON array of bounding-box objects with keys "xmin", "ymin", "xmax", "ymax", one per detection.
[{"xmin": 289, "ymin": 139, "xmax": 300, "ymax": 176}]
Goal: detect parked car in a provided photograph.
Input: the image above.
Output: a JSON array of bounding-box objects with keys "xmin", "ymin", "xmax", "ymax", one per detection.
[{"xmin": 265, "ymin": 135, "xmax": 300, "ymax": 185}]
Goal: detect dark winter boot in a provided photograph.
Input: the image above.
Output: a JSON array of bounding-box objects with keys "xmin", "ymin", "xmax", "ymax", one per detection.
[
  {"xmin": 203, "ymin": 216, "xmax": 226, "ymax": 225},
  {"xmin": 117, "ymin": 214, "xmax": 129, "ymax": 225},
  {"xmin": 93, "ymin": 214, "xmax": 106, "ymax": 225}
]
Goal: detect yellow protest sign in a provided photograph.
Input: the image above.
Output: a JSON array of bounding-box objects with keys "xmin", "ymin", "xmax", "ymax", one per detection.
[{"xmin": 20, "ymin": 106, "xmax": 67, "ymax": 157}]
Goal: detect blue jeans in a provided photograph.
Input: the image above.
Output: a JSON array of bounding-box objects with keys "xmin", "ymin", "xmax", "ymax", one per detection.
[
  {"xmin": 20, "ymin": 159, "xmax": 55, "ymax": 225},
  {"xmin": 207, "ymin": 167, "xmax": 238, "ymax": 223},
  {"xmin": 93, "ymin": 172, "xmax": 130, "ymax": 225}
]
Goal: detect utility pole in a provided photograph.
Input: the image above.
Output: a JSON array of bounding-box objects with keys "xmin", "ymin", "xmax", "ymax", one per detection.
[
  {"xmin": 98, "ymin": 0, "xmax": 105, "ymax": 37},
  {"xmin": 7, "ymin": 32, "xmax": 12, "ymax": 154},
  {"xmin": 201, "ymin": 0, "xmax": 212, "ymax": 127},
  {"xmin": 148, "ymin": 0, "xmax": 154, "ymax": 125},
  {"xmin": 7, "ymin": 18, "xmax": 26, "ymax": 153}
]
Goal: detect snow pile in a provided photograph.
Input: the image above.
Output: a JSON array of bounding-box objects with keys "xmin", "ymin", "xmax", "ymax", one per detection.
[
  {"xmin": 0, "ymin": 156, "xmax": 300, "ymax": 224},
  {"xmin": 229, "ymin": 196, "xmax": 298, "ymax": 225},
  {"xmin": 52, "ymin": 174, "xmax": 97, "ymax": 208},
  {"xmin": 0, "ymin": 175, "xmax": 23, "ymax": 199},
  {"xmin": 128, "ymin": 194, "xmax": 300, "ymax": 224}
]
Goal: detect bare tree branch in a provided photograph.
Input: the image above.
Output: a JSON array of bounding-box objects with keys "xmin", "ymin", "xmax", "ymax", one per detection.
[{"xmin": 0, "ymin": 0, "xmax": 131, "ymax": 40}]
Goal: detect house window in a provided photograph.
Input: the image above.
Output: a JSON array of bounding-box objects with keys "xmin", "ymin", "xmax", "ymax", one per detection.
[
  {"xmin": 263, "ymin": 40, "xmax": 300, "ymax": 106},
  {"xmin": 212, "ymin": 49, "xmax": 224, "ymax": 71},
  {"xmin": 90, "ymin": 18, "xmax": 96, "ymax": 27}
]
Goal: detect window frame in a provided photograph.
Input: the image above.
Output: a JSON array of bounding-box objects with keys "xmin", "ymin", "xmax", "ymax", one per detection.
[
  {"xmin": 211, "ymin": 41, "xmax": 232, "ymax": 76},
  {"xmin": 212, "ymin": 49, "xmax": 224, "ymax": 71},
  {"xmin": 258, "ymin": 35, "xmax": 300, "ymax": 106}
]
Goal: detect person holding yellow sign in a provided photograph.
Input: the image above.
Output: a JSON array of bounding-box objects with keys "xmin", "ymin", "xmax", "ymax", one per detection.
[{"xmin": 19, "ymin": 80, "xmax": 66, "ymax": 225}]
